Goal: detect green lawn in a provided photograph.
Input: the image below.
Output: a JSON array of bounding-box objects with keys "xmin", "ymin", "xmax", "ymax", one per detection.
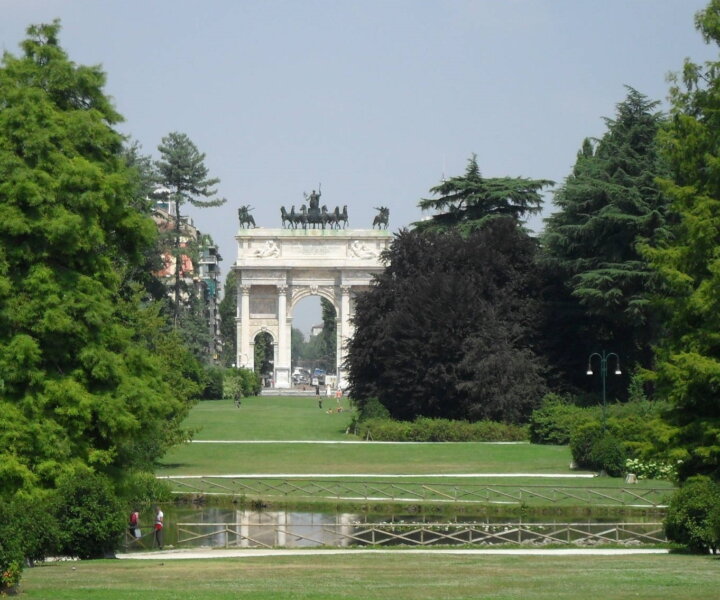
[
  {"xmin": 158, "ymin": 439, "xmax": 577, "ymax": 476},
  {"xmin": 165, "ymin": 397, "xmax": 576, "ymax": 477},
  {"xmin": 159, "ymin": 397, "xmax": 674, "ymax": 496},
  {"xmin": 185, "ymin": 396, "xmax": 355, "ymax": 441},
  {"xmin": 20, "ymin": 553, "xmax": 720, "ymax": 600}
]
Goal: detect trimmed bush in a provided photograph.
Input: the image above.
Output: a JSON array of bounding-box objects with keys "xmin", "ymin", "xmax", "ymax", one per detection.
[
  {"xmin": 528, "ymin": 394, "xmax": 593, "ymax": 444},
  {"xmin": 569, "ymin": 422, "xmax": 627, "ymax": 476},
  {"xmin": 10, "ymin": 492, "xmax": 60, "ymax": 565},
  {"xmin": 358, "ymin": 397, "xmax": 391, "ymax": 421},
  {"xmin": 201, "ymin": 367, "xmax": 225, "ymax": 400},
  {"xmin": 224, "ymin": 368, "xmax": 262, "ymax": 402},
  {"xmin": 53, "ymin": 470, "xmax": 126, "ymax": 559},
  {"xmin": 117, "ymin": 470, "xmax": 173, "ymax": 505},
  {"xmin": 665, "ymin": 477, "xmax": 720, "ymax": 554},
  {"xmin": 359, "ymin": 417, "xmax": 527, "ymax": 442},
  {"xmin": 0, "ymin": 503, "xmax": 23, "ymax": 593},
  {"xmin": 238, "ymin": 368, "xmax": 262, "ymax": 396}
]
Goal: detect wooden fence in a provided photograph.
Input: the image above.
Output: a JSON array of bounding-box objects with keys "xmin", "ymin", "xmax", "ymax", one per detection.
[
  {"xmin": 171, "ymin": 520, "xmax": 666, "ymax": 548},
  {"xmin": 158, "ymin": 476, "xmax": 672, "ymax": 508}
]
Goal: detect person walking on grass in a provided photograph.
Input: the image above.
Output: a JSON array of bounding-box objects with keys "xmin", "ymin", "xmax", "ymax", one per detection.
[{"xmin": 153, "ymin": 506, "xmax": 164, "ymax": 549}]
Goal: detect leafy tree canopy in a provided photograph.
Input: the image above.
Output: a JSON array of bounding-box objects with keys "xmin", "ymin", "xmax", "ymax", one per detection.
[
  {"xmin": 415, "ymin": 154, "xmax": 553, "ymax": 234},
  {"xmin": 0, "ymin": 21, "xmax": 197, "ymax": 496},
  {"xmin": 644, "ymin": 0, "xmax": 720, "ymax": 481},
  {"xmin": 346, "ymin": 220, "xmax": 546, "ymax": 423}
]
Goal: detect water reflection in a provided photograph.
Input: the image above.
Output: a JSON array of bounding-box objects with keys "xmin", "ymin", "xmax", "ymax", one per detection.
[{"xmin": 125, "ymin": 506, "xmax": 665, "ymax": 550}]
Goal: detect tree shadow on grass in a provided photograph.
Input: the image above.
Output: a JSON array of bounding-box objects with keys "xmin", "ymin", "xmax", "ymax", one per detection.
[{"xmin": 155, "ymin": 462, "xmax": 188, "ymax": 470}]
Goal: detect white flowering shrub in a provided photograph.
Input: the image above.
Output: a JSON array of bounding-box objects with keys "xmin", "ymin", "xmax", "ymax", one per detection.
[{"xmin": 624, "ymin": 458, "xmax": 680, "ymax": 481}]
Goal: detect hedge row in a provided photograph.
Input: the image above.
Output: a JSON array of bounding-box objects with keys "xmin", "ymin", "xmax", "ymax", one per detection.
[{"xmin": 358, "ymin": 417, "xmax": 527, "ymax": 442}]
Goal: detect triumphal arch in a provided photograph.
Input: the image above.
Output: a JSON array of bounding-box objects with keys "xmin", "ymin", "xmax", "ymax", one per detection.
[{"xmin": 234, "ymin": 226, "xmax": 391, "ymax": 388}]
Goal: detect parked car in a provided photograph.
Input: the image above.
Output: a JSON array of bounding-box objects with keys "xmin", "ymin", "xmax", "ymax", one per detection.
[{"xmin": 292, "ymin": 368, "xmax": 311, "ymax": 385}]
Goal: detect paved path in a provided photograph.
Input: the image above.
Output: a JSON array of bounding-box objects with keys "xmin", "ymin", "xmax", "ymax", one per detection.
[
  {"xmin": 117, "ymin": 548, "xmax": 669, "ymax": 560},
  {"xmin": 191, "ymin": 440, "xmax": 530, "ymax": 444},
  {"xmin": 161, "ymin": 473, "xmax": 596, "ymax": 478}
]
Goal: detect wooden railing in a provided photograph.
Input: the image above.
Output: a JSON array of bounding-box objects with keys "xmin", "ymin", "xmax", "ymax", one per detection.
[
  {"xmin": 158, "ymin": 476, "xmax": 672, "ymax": 508},
  {"xmin": 172, "ymin": 520, "xmax": 666, "ymax": 548}
]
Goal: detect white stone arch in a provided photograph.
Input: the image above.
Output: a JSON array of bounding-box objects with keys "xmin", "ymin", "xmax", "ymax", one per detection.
[
  {"xmin": 234, "ymin": 228, "xmax": 390, "ymax": 388},
  {"xmin": 288, "ymin": 285, "xmax": 337, "ymax": 314}
]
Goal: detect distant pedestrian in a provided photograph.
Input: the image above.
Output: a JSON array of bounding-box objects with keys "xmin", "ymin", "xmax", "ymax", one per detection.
[
  {"xmin": 153, "ymin": 506, "xmax": 164, "ymax": 549},
  {"xmin": 129, "ymin": 509, "xmax": 141, "ymax": 539}
]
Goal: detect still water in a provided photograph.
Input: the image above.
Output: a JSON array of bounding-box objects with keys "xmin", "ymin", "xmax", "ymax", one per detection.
[{"xmin": 125, "ymin": 505, "xmax": 665, "ymax": 550}]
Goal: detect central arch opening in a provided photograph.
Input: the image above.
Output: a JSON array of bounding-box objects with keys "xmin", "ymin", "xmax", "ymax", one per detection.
[
  {"xmin": 254, "ymin": 330, "xmax": 274, "ymax": 387},
  {"xmin": 291, "ymin": 295, "xmax": 337, "ymax": 387}
]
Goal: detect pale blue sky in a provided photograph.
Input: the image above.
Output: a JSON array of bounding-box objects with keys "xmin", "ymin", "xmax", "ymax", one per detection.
[{"xmin": 2, "ymin": 0, "xmax": 716, "ymax": 333}]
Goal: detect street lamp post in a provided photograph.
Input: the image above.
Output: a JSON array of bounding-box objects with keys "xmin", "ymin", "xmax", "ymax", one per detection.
[{"xmin": 586, "ymin": 351, "xmax": 622, "ymax": 429}]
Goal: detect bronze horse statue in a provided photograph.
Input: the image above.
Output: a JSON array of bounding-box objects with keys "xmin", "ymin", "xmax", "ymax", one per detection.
[
  {"xmin": 280, "ymin": 206, "xmax": 296, "ymax": 229},
  {"xmin": 337, "ymin": 205, "xmax": 348, "ymax": 229},
  {"xmin": 372, "ymin": 206, "xmax": 389, "ymax": 229},
  {"xmin": 238, "ymin": 205, "xmax": 256, "ymax": 228}
]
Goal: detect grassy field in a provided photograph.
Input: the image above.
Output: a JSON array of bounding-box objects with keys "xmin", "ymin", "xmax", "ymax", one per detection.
[
  {"xmin": 163, "ymin": 397, "xmax": 577, "ymax": 476},
  {"xmin": 20, "ymin": 553, "xmax": 720, "ymax": 599},
  {"xmin": 185, "ymin": 397, "xmax": 355, "ymax": 441},
  {"xmin": 158, "ymin": 397, "xmax": 673, "ymax": 495},
  {"xmin": 158, "ymin": 438, "xmax": 578, "ymax": 476}
]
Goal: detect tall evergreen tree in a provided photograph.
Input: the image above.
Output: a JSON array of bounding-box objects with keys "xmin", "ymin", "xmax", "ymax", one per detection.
[
  {"xmin": 155, "ymin": 132, "xmax": 225, "ymax": 323},
  {"xmin": 0, "ymin": 22, "xmax": 197, "ymax": 495},
  {"xmin": 541, "ymin": 88, "xmax": 670, "ymax": 393},
  {"xmin": 415, "ymin": 154, "xmax": 553, "ymax": 233},
  {"xmin": 644, "ymin": 0, "xmax": 720, "ymax": 481}
]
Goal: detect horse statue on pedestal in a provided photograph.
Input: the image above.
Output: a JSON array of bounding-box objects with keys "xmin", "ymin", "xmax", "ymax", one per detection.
[
  {"xmin": 238, "ymin": 205, "xmax": 256, "ymax": 228},
  {"xmin": 372, "ymin": 206, "xmax": 389, "ymax": 229},
  {"xmin": 280, "ymin": 206, "xmax": 296, "ymax": 229},
  {"xmin": 337, "ymin": 205, "xmax": 348, "ymax": 229}
]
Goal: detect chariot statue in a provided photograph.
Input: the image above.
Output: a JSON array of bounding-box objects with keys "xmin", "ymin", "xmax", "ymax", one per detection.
[{"xmin": 279, "ymin": 186, "xmax": 349, "ymax": 230}]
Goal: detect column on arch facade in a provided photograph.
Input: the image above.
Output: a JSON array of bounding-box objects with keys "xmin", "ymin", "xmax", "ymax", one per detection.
[
  {"xmin": 337, "ymin": 285, "xmax": 352, "ymax": 388},
  {"xmin": 237, "ymin": 283, "xmax": 252, "ymax": 369},
  {"xmin": 275, "ymin": 283, "xmax": 291, "ymax": 388}
]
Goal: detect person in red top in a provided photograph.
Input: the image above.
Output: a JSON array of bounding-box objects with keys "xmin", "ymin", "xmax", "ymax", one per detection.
[{"xmin": 129, "ymin": 510, "xmax": 140, "ymax": 539}]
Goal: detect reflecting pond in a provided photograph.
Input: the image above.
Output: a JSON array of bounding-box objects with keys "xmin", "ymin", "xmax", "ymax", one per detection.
[{"xmin": 123, "ymin": 505, "xmax": 666, "ymax": 550}]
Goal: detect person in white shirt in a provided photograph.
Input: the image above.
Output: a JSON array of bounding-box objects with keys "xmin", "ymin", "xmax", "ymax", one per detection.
[{"xmin": 153, "ymin": 506, "xmax": 164, "ymax": 549}]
